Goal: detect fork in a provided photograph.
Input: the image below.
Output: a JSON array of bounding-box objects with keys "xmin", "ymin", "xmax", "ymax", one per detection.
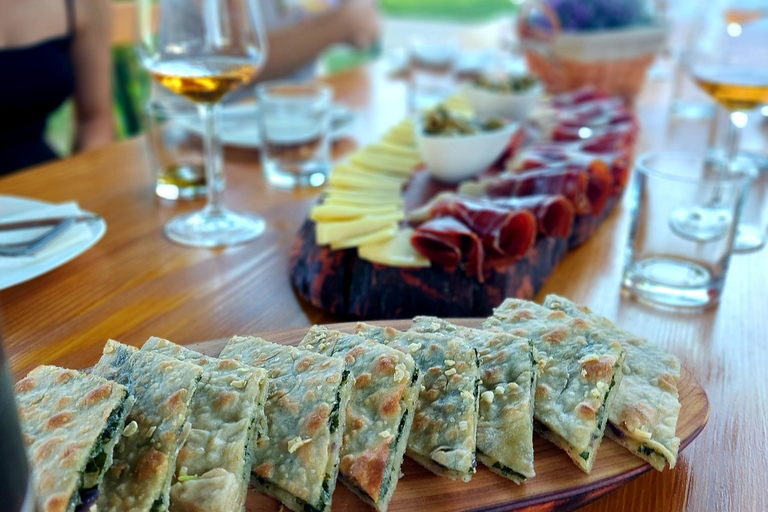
[{"xmin": 0, "ymin": 218, "xmax": 76, "ymax": 257}]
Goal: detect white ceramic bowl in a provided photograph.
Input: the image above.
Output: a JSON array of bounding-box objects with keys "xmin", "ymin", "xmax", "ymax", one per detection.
[
  {"xmin": 416, "ymin": 122, "xmax": 519, "ymax": 183},
  {"xmin": 463, "ymin": 82, "xmax": 543, "ymax": 121}
]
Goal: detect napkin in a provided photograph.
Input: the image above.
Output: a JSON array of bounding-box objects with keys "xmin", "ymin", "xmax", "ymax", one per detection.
[{"xmin": 0, "ymin": 200, "xmax": 99, "ymax": 287}]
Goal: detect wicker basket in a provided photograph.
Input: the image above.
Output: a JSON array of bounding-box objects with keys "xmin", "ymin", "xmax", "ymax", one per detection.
[{"xmin": 517, "ymin": 1, "xmax": 667, "ymax": 101}]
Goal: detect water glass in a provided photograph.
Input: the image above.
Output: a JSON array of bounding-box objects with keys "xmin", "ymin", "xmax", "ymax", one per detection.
[
  {"xmin": 257, "ymin": 82, "xmax": 332, "ymax": 189},
  {"xmin": 623, "ymin": 151, "xmax": 750, "ymax": 308},
  {"xmin": 144, "ymin": 97, "xmax": 213, "ymax": 201},
  {"xmin": 408, "ymin": 38, "xmax": 458, "ymax": 111}
]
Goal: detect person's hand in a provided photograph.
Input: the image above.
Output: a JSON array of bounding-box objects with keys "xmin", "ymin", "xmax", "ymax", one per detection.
[{"xmin": 339, "ymin": 0, "xmax": 381, "ymax": 49}]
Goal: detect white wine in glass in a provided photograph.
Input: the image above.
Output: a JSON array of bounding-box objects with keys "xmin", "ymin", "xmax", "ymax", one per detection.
[
  {"xmin": 139, "ymin": 0, "xmax": 267, "ymax": 247},
  {"xmin": 673, "ymin": 4, "xmax": 768, "ymax": 251}
]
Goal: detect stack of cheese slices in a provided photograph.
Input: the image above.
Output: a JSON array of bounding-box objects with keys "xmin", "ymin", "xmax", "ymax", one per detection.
[
  {"xmin": 310, "ymin": 94, "xmax": 475, "ymax": 267},
  {"xmin": 15, "ymin": 295, "xmax": 682, "ymax": 512}
]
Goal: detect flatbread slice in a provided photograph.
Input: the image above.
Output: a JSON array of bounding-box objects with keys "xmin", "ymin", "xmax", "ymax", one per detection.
[
  {"xmin": 299, "ymin": 327, "xmax": 421, "ymax": 512},
  {"xmin": 355, "ymin": 323, "xmax": 480, "ymax": 481},
  {"xmin": 91, "ymin": 339, "xmax": 203, "ymax": 511},
  {"xmin": 14, "ymin": 366, "xmax": 133, "ymax": 512},
  {"xmin": 410, "ymin": 317, "xmax": 536, "ymax": 483},
  {"xmin": 219, "ymin": 336, "xmax": 353, "ymax": 512},
  {"xmin": 484, "ymin": 299, "xmax": 625, "ymax": 474},
  {"xmin": 543, "ymin": 295, "xmax": 682, "ymax": 470},
  {"xmin": 141, "ymin": 337, "xmax": 269, "ymax": 512}
]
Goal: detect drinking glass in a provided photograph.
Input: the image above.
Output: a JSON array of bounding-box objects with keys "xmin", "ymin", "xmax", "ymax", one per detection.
[
  {"xmin": 257, "ymin": 82, "xmax": 332, "ymax": 189},
  {"xmin": 623, "ymin": 151, "xmax": 750, "ymax": 308},
  {"xmin": 408, "ymin": 38, "xmax": 458, "ymax": 111},
  {"xmin": 145, "ymin": 94, "xmax": 209, "ymax": 201},
  {"xmin": 138, "ymin": 0, "xmax": 267, "ymax": 247},
  {"xmin": 677, "ymin": 2, "xmax": 768, "ymax": 251}
]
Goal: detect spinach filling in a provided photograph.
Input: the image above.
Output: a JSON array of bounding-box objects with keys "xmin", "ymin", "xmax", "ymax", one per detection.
[
  {"xmin": 579, "ymin": 451, "xmax": 590, "ymax": 461},
  {"xmin": 377, "ymin": 377, "xmax": 418, "ymax": 500},
  {"xmin": 149, "ymin": 497, "xmax": 164, "ymax": 512},
  {"xmin": 491, "ymin": 461, "xmax": 528, "ymax": 482},
  {"xmin": 252, "ymin": 474, "xmax": 328, "ymax": 512},
  {"xmin": 251, "ymin": 369, "xmax": 350, "ymax": 512},
  {"xmin": 590, "ymin": 369, "xmax": 620, "ymax": 444},
  {"xmin": 329, "ymin": 370, "xmax": 350, "ymax": 434},
  {"xmin": 72, "ymin": 396, "xmax": 128, "ymax": 511},
  {"xmin": 638, "ymin": 445, "xmax": 658, "ymax": 458}
]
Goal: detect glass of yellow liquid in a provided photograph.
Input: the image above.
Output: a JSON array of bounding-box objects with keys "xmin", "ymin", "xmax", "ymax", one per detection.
[
  {"xmin": 678, "ymin": 3, "xmax": 768, "ymax": 252},
  {"xmin": 138, "ymin": 0, "xmax": 267, "ymax": 247}
]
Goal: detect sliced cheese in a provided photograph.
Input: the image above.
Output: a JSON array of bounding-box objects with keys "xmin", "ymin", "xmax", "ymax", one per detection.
[
  {"xmin": 310, "ymin": 203, "xmax": 400, "ymax": 222},
  {"xmin": 315, "ymin": 212, "xmax": 404, "ymax": 245},
  {"xmin": 364, "ymin": 141, "xmax": 421, "ymax": 160},
  {"xmin": 328, "ymin": 172, "xmax": 404, "ymax": 192},
  {"xmin": 325, "ymin": 188, "xmax": 402, "ymax": 202},
  {"xmin": 350, "ymin": 152, "xmax": 419, "ymax": 176},
  {"xmin": 382, "ymin": 130, "xmax": 417, "ymax": 147},
  {"xmin": 332, "ymin": 163, "xmax": 409, "ymax": 186},
  {"xmin": 330, "ymin": 226, "xmax": 397, "ymax": 250},
  {"xmin": 358, "ymin": 227, "xmax": 431, "ymax": 268},
  {"xmin": 324, "ymin": 195, "xmax": 403, "ymax": 208}
]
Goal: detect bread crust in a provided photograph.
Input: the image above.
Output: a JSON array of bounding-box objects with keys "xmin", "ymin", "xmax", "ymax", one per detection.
[
  {"xmin": 543, "ymin": 295, "xmax": 681, "ymax": 470},
  {"xmin": 220, "ymin": 336, "xmax": 352, "ymax": 512},
  {"xmin": 411, "ymin": 317, "xmax": 536, "ymax": 483},
  {"xmin": 485, "ymin": 299, "xmax": 625, "ymax": 474},
  {"xmin": 91, "ymin": 340, "xmax": 202, "ymax": 511},
  {"xmin": 300, "ymin": 327, "xmax": 421, "ymax": 512},
  {"xmin": 15, "ymin": 366, "xmax": 131, "ymax": 512},
  {"xmin": 356, "ymin": 323, "xmax": 480, "ymax": 481},
  {"xmin": 141, "ymin": 337, "xmax": 268, "ymax": 512}
]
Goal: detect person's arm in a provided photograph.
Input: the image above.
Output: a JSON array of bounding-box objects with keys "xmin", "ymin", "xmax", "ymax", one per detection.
[
  {"xmin": 259, "ymin": 0, "xmax": 379, "ymax": 81},
  {"xmin": 69, "ymin": 0, "xmax": 114, "ymax": 152}
]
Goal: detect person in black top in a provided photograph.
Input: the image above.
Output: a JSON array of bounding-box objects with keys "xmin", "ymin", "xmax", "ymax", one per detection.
[{"xmin": 0, "ymin": 0, "xmax": 113, "ymax": 175}]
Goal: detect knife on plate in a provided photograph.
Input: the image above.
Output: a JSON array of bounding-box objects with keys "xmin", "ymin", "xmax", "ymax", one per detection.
[{"xmin": 0, "ymin": 215, "xmax": 100, "ymax": 232}]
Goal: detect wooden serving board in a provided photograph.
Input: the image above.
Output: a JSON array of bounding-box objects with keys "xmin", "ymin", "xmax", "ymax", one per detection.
[{"xmin": 188, "ymin": 319, "xmax": 709, "ymax": 512}]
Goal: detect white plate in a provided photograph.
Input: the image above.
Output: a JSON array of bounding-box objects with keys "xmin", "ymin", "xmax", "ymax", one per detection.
[
  {"xmin": 0, "ymin": 196, "xmax": 107, "ymax": 290},
  {"xmin": 180, "ymin": 103, "xmax": 356, "ymax": 149}
]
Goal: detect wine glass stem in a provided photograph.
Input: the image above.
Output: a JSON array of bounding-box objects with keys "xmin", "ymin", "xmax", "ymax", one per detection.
[{"xmin": 197, "ymin": 102, "xmax": 224, "ymax": 217}]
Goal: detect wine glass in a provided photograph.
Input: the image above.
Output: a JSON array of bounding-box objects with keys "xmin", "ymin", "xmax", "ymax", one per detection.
[
  {"xmin": 138, "ymin": 0, "xmax": 267, "ymax": 247},
  {"xmin": 672, "ymin": 2, "xmax": 768, "ymax": 251}
]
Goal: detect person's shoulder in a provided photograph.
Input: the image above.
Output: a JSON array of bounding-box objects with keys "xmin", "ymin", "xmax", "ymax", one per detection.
[{"xmin": 74, "ymin": 0, "xmax": 111, "ymax": 32}]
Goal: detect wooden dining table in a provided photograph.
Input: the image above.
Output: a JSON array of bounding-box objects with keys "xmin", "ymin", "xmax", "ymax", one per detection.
[{"xmin": 1, "ymin": 61, "xmax": 766, "ymax": 512}]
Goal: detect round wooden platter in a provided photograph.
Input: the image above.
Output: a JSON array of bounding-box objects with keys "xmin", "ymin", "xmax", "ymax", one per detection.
[{"xmin": 188, "ymin": 319, "xmax": 710, "ymax": 512}]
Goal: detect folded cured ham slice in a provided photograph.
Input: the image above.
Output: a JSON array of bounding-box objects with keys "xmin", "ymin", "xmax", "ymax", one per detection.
[
  {"xmin": 461, "ymin": 162, "xmax": 613, "ymax": 217},
  {"xmin": 409, "ymin": 193, "xmax": 573, "ymax": 239},
  {"xmin": 489, "ymin": 195, "xmax": 574, "ymax": 238},
  {"xmin": 512, "ymin": 145, "xmax": 630, "ymax": 196},
  {"xmin": 410, "ymin": 217, "xmax": 484, "ymax": 279}
]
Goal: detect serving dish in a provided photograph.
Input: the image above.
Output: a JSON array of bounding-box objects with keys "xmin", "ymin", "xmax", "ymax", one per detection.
[
  {"xmin": 416, "ymin": 121, "xmax": 520, "ymax": 183},
  {"xmin": 463, "ymin": 81, "xmax": 543, "ymax": 121},
  {"xmin": 186, "ymin": 319, "xmax": 709, "ymax": 512},
  {"xmin": 0, "ymin": 195, "xmax": 107, "ymax": 290}
]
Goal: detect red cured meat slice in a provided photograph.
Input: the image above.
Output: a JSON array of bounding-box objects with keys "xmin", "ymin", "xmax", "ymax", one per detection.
[
  {"xmin": 479, "ymin": 168, "xmax": 592, "ymax": 215},
  {"xmin": 446, "ymin": 201, "xmax": 537, "ymax": 261},
  {"xmin": 411, "ymin": 217, "xmax": 484, "ymax": 279},
  {"xmin": 551, "ymin": 87, "xmax": 608, "ymax": 107},
  {"xmin": 488, "ymin": 195, "xmax": 575, "ymax": 238},
  {"xmin": 584, "ymin": 160, "xmax": 613, "ymax": 216}
]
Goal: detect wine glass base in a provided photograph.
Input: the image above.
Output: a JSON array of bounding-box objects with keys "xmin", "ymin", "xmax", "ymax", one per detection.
[
  {"xmin": 164, "ymin": 208, "xmax": 266, "ymax": 247},
  {"xmin": 733, "ymin": 225, "xmax": 766, "ymax": 253},
  {"xmin": 668, "ymin": 206, "xmax": 732, "ymax": 243}
]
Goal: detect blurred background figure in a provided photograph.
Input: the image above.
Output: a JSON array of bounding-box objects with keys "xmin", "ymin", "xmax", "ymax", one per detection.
[
  {"xmin": 260, "ymin": 0, "xmax": 381, "ymax": 80},
  {"xmin": 0, "ymin": 0, "xmax": 114, "ymax": 175}
]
